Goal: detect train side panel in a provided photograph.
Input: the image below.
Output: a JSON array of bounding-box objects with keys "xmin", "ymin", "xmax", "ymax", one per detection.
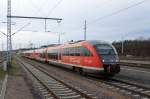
[{"xmin": 82, "ymin": 42, "xmax": 103, "ymax": 69}]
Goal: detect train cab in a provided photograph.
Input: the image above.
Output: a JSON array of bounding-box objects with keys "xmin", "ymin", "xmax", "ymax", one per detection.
[{"xmin": 88, "ymin": 40, "xmax": 120, "ymax": 74}]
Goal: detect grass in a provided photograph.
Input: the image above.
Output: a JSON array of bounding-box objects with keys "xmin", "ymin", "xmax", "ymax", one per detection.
[
  {"xmin": 8, "ymin": 58, "xmax": 21, "ymax": 76},
  {"xmin": 0, "ymin": 66, "xmax": 6, "ymax": 80},
  {"xmin": 0, "ymin": 57, "xmax": 22, "ymax": 79}
]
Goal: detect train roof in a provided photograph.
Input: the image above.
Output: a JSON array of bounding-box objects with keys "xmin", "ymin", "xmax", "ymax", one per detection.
[
  {"xmin": 22, "ymin": 40, "xmax": 112, "ymax": 53},
  {"xmin": 66, "ymin": 40, "xmax": 109, "ymax": 45},
  {"xmin": 87, "ymin": 40, "xmax": 109, "ymax": 46},
  {"xmin": 60, "ymin": 40, "xmax": 111, "ymax": 47}
]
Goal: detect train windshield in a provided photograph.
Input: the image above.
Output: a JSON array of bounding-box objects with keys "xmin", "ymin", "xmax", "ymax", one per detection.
[{"xmin": 95, "ymin": 44, "xmax": 117, "ymax": 55}]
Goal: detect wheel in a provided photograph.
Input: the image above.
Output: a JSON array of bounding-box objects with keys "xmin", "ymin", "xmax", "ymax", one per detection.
[
  {"xmin": 79, "ymin": 68, "xmax": 83, "ymax": 74},
  {"xmin": 72, "ymin": 66, "xmax": 76, "ymax": 71},
  {"xmin": 79, "ymin": 68, "xmax": 87, "ymax": 76}
]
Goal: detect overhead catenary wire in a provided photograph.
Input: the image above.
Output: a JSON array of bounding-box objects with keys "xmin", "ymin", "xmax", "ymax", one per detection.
[
  {"xmin": 29, "ymin": 0, "xmax": 63, "ymax": 32},
  {"xmin": 88, "ymin": 0, "xmax": 148, "ymax": 25},
  {"xmin": 11, "ymin": 22, "xmax": 31, "ymax": 36},
  {"xmin": 72, "ymin": 0, "xmax": 148, "ymax": 32},
  {"xmin": 30, "ymin": 0, "xmax": 46, "ymax": 16},
  {"xmin": 46, "ymin": 0, "xmax": 63, "ymax": 17},
  {"xmin": 11, "ymin": 0, "xmax": 63, "ymax": 33},
  {"xmin": 23, "ymin": 0, "xmax": 47, "ymax": 32},
  {"xmin": 68, "ymin": 0, "xmax": 149, "ymax": 40},
  {"xmin": 0, "ymin": 30, "xmax": 7, "ymax": 36}
]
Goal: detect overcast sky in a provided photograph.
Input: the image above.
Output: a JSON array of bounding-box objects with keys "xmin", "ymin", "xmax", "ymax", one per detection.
[{"xmin": 0, "ymin": 0, "xmax": 150, "ymax": 50}]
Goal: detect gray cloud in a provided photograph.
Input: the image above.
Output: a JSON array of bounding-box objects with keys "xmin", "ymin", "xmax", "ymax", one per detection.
[{"xmin": 0, "ymin": 0, "xmax": 150, "ymax": 50}]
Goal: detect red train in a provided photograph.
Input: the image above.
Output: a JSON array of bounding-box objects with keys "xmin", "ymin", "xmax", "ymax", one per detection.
[{"xmin": 22, "ymin": 40, "xmax": 120, "ymax": 75}]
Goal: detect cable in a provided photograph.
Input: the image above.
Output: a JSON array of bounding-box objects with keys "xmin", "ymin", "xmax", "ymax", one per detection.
[
  {"xmin": 0, "ymin": 30, "xmax": 7, "ymax": 36},
  {"xmin": 46, "ymin": 0, "xmax": 63, "ymax": 17},
  {"xmin": 81, "ymin": 0, "xmax": 113, "ymax": 18},
  {"xmin": 12, "ymin": 22, "xmax": 31, "ymax": 36},
  {"xmin": 30, "ymin": 0, "xmax": 46, "ymax": 16},
  {"xmin": 88, "ymin": 0, "xmax": 148, "ymax": 25},
  {"xmin": 69, "ymin": 0, "xmax": 148, "ymax": 35}
]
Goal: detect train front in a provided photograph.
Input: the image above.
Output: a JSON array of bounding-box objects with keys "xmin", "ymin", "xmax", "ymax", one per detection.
[{"xmin": 91, "ymin": 41, "xmax": 120, "ymax": 74}]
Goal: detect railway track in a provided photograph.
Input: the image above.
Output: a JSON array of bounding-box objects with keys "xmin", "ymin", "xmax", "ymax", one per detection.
[
  {"xmin": 85, "ymin": 74, "xmax": 150, "ymax": 98},
  {"xmin": 18, "ymin": 58, "xmax": 97, "ymax": 99},
  {"xmin": 22, "ymin": 57, "xmax": 150, "ymax": 99},
  {"xmin": 101, "ymin": 78, "xmax": 150, "ymax": 98},
  {"xmin": 0, "ymin": 56, "xmax": 7, "ymax": 64},
  {"xmin": 120, "ymin": 62, "xmax": 150, "ymax": 69},
  {"xmin": 85, "ymin": 70, "xmax": 150, "ymax": 98}
]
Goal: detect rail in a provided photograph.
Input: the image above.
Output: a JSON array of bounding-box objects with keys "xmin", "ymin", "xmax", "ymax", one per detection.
[
  {"xmin": 21, "ymin": 57, "xmax": 150, "ymax": 98},
  {"xmin": 0, "ymin": 56, "xmax": 7, "ymax": 64},
  {"xmin": 120, "ymin": 60, "xmax": 150, "ymax": 69},
  {"xmin": 18, "ymin": 57, "xmax": 96, "ymax": 99}
]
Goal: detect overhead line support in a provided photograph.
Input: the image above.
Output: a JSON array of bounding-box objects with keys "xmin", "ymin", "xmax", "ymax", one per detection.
[
  {"xmin": 84, "ymin": 20, "xmax": 87, "ymax": 40},
  {"xmin": 7, "ymin": 16, "xmax": 62, "ymax": 20},
  {"xmin": 8, "ymin": 16, "xmax": 63, "ymax": 32},
  {"xmin": 7, "ymin": 0, "xmax": 12, "ymax": 68}
]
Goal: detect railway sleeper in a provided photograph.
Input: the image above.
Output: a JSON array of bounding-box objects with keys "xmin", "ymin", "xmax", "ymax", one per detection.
[
  {"xmin": 57, "ymin": 92, "xmax": 77, "ymax": 96},
  {"xmin": 58, "ymin": 94, "xmax": 80, "ymax": 98},
  {"xmin": 21, "ymin": 63, "xmax": 54, "ymax": 99},
  {"xmin": 60, "ymin": 94, "xmax": 81, "ymax": 99},
  {"xmin": 21, "ymin": 59, "xmax": 94, "ymax": 99},
  {"xmin": 51, "ymin": 88, "xmax": 70, "ymax": 91},
  {"xmin": 47, "ymin": 84, "xmax": 63, "ymax": 87},
  {"xmin": 49, "ymin": 86, "xmax": 67, "ymax": 89},
  {"xmin": 55, "ymin": 90, "xmax": 73, "ymax": 94}
]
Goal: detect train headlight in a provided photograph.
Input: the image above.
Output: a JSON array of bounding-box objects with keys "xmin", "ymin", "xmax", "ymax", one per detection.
[
  {"xmin": 102, "ymin": 60, "xmax": 105, "ymax": 62},
  {"xmin": 116, "ymin": 59, "xmax": 119, "ymax": 62}
]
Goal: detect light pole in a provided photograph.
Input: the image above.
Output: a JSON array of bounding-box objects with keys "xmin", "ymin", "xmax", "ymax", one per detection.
[
  {"xmin": 121, "ymin": 39, "xmax": 124, "ymax": 55},
  {"xmin": 2, "ymin": 40, "xmax": 4, "ymax": 51},
  {"xmin": 0, "ymin": 35, "xmax": 4, "ymax": 52},
  {"xmin": 47, "ymin": 31, "xmax": 65, "ymax": 44},
  {"xmin": 7, "ymin": 0, "xmax": 12, "ymax": 68},
  {"xmin": 58, "ymin": 32, "xmax": 65, "ymax": 44},
  {"xmin": 121, "ymin": 34, "xmax": 126, "ymax": 56},
  {"xmin": 84, "ymin": 20, "xmax": 87, "ymax": 40}
]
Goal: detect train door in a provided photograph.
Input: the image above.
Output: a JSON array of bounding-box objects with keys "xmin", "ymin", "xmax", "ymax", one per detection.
[
  {"xmin": 82, "ymin": 46, "xmax": 94, "ymax": 67},
  {"xmin": 45, "ymin": 48, "xmax": 48, "ymax": 62},
  {"xmin": 58, "ymin": 48, "xmax": 62, "ymax": 62}
]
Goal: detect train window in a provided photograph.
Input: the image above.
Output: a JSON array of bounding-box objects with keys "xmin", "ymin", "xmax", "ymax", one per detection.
[
  {"xmin": 67, "ymin": 47, "xmax": 71, "ymax": 56},
  {"xmin": 40, "ymin": 52, "xmax": 46, "ymax": 58},
  {"xmin": 81, "ymin": 46, "xmax": 92, "ymax": 57},
  {"xmin": 62, "ymin": 47, "xmax": 81, "ymax": 56},
  {"xmin": 63, "ymin": 48, "xmax": 68, "ymax": 56},
  {"xmin": 74, "ymin": 53, "xmax": 80, "ymax": 56},
  {"xmin": 74, "ymin": 47, "xmax": 81, "ymax": 56},
  {"xmin": 62, "ymin": 49, "xmax": 64, "ymax": 55},
  {"xmin": 27, "ymin": 53, "xmax": 30, "ymax": 56},
  {"xmin": 63, "ymin": 49, "xmax": 65, "ymax": 56},
  {"xmin": 71, "ymin": 47, "xmax": 74, "ymax": 56},
  {"xmin": 43, "ymin": 52, "xmax": 46, "ymax": 58},
  {"xmin": 95, "ymin": 44, "xmax": 116, "ymax": 55},
  {"xmin": 64, "ymin": 48, "xmax": 67, "ymax": 56},
  {"xmin": 40, "ymin": 53, "xmax": 42, "ymax": 58},
  {"xmin": 70, "ymin": 47, "xmax": 79, "ymax": 56},
  {"xmin": 48, "ymin": 49, "xmax": 58, "ymax": 60},
  {"xmin": 68, "ymin": 47, "xmax": 72, "ymax": 56},
  {"xmin": 67, "ymin": 48, "xmax": 70, "ymax": 56}
]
